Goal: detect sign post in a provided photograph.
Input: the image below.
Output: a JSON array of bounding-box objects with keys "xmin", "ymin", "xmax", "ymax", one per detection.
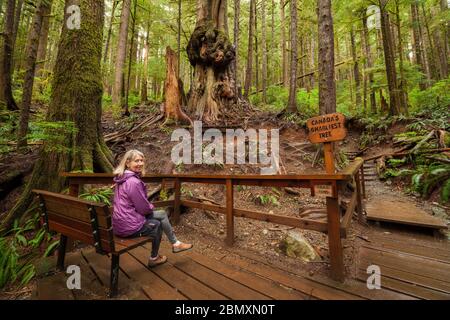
[
  {"xmin": 307, "ymin": 112, "xmax": 347, "ymax": 282},
  {"xmin": 306, "ymin": 113, "xmax": 347, "ymax": 174}
]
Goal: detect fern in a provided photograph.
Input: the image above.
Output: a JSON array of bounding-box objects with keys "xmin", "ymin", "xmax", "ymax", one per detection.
[
  {"xmin": 442, "ymin": 179, "xmax": 450, "ymax": 203},
  {"xmin": 79, "ymin": 187, "xmax": 114, "ymax": 206}
]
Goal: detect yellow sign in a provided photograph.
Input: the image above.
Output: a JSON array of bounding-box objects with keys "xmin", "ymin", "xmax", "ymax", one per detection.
[{"xmin": 307, "ymin": 113, "xmax": 347, "ymax": 144}]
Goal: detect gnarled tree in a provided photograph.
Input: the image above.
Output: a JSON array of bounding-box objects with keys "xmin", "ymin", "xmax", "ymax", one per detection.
[
  {"xmin": 2, "ymin": 0, "xmax": 113, "ymax": 231},
  {"xmin": 186, "ymin": 0, "xmax": 236, "ymax": 123}
]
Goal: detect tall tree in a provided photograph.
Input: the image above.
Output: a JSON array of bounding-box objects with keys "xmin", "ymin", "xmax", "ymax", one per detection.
[
  {"xmin": 124, "ymin": 0, "xmax": 137, "ymax": 116},
  {"xmin": 286, "ymin": 0, "xmax": 297, "ymax": 113},
  {"xmin": 233, "ymin": 0, "xmax": 240, "ymax": 97},
  {"xmin": 411, "ymin": 0, "xmax": 429, "ymax": 89},
  {"xmin": 3, "ymin": 0, "xmax": 113, "ymax": 230},
  {"xmin": 261, "ymin": 0, "xmax": 267, "ymax": 103},
  {"xmin": 394, "ymin": 0, "xmax": 408, "ymax": 114},
  {"xmin": 280, "ymin": 0, "xmax": 288, "ymax": 87},
  {"xmin": 186, "ymin": 0, "xmax": 236, "ymax": 123},
  {"xmin": 141, "ymin": 22, "xmax": 150, "ymax": 103},
  {"xmin": 0, "ymin": 0, "xmax": 18, "ymax": 110},
  {"xmin": 243, "ymin": 0, "xmax": 254, "ymax": 99},
  {"xmin": 350, "ymin": 26, "xmax": 361, "ymax": 109},
  {"xmin": 17, "ymin": 0, "xmax": 53, "ymax": 149},
  {"xmin": 103, "ymin": 0, "xmax": 117, "ymax": 65},
  {"xmin": 317, "ymin": 0, "xmax": 336, "ymax": 115},
  {"xmin": 379, "ymin": 0, "xmax": 401, "ymax": 115},
  {"xmin": 112, "ymin": 0, "xmax": 131, "ymax": 107},
  {"xmin": 35, "ymin": 0, "xmax": 53, "ymax": 77},
  {"xmin": 362, "ymin": 12, "xmax": 377, "ymax": 114}
]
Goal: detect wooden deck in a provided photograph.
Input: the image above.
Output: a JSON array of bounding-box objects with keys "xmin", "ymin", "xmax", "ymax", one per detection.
[
  {"xmin": 365, "ymin": 197, "xmax": 447, "ymax": 230},
  {"xmin": 356, "ymin": 230, "xmax": 450, "ymax": 300},
  {"xmin": 34, "ymin": 239, "xmax": 444, "ymax": 300}
]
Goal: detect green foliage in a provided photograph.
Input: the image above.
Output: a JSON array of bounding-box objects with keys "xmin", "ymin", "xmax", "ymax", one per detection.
[
  {"xmin": 0, "ymin": 110, "xmax": 18, "ymax": 155},
  {"xmin": 159, "ymin": 188, "xmax": 169, "ymax": 201},
  {"xmin": 27, "ymin": 121, "xmax": 78, "ymax": 153},
  {"xmin": 255, "ymin": 194, "xmax": 280, "ymax": 207},
  {"xmin": 411, "ymin": 164, "xmax": 450, "ymax": 202},
  {"xmin": 79, "ymin": 187, "xmax": 114, "ymax": 206},
  {"xmin": 0, "ymin": 211, "xmax": 58, "ymax": 289},
  {"xmin": 387, "ymin": 158, "xmax": 407, "ymax": 168}
]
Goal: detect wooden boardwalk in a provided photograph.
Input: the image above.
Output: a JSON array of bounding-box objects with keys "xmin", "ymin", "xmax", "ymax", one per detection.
[
  {"xmin": 34, "ymin": 239, "xmax": 442, "ymax": 300},
  {"xmin": 356, "ymin": 230, "xmax": 450, "ymax": 300},
  {"xmin": 366, "ymin": 197, "xmax": 447, "ymax": 231}
]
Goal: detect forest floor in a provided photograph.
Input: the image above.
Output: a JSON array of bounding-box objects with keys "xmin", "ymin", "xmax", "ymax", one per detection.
[{"xmin": 0, "ymin": 102, "xmax": 449, "ymax": 299}]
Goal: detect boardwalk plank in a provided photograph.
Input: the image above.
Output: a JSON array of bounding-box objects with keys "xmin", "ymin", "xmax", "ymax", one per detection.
[
  {"xmin": 220, "ymin": 255, "xmax": 363, "ymax": 300},
  {"xmin": 120, "ymin": 251, "xmax": 187, "ymax": 300},
  {"xmin": 129, "ymin": 245, "xmax": 228, "ymax": 300},
  {"xmin": 81, "ymin": 249, "xmax": 147, "ymax": 299}
]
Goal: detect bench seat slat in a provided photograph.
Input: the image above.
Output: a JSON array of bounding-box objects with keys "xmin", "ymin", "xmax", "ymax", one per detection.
[{"xmin": 48, "ymin": 220, "xmax": 114, "ymax": 252}]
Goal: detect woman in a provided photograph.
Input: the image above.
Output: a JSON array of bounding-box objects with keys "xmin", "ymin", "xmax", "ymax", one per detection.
[{"xmin": 112, "ymin": 149, "xmax": 193, "ymax": 267}]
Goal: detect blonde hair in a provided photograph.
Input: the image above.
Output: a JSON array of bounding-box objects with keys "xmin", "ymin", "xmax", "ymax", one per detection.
[{"xmin": 113, "ymin": 149, "xmax": 146, "ymax": 176}]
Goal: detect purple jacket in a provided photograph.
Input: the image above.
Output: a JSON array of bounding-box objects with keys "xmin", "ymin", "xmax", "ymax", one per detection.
[{"xmin": 112, "ymin": 170, "xmax": 154, "ymax": 237}]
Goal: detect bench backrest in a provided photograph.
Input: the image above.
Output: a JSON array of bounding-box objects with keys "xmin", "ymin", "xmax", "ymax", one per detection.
[{"xmin": 32, "ymin": 189, "xmax": 115, "ymax": 253}]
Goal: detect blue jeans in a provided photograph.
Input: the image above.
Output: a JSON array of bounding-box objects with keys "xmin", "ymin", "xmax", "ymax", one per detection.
[
  {"xmin": 152, "ymin": 209, "xmax": 178, "ymax": 244},
  {"xmin": 129, "ymin": 218, "xmax": 162, "ymax": 258}
]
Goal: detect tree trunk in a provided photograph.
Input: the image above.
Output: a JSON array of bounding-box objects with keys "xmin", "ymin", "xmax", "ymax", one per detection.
[
  {"xmin": 186, "ymin": 0, "xmax": 236, "ymax": 123},
  {"xmin": 362, "ymin": 13, "xmax": 376, "ymax": 114},
  {"xmin": 261, "ymin": 0, "xmax": 267, "ymax": 103},
  {"xmin": 11, "ymin": 0, "xmax": 23, "ymax": 51},
  {"xmin": 164, "ymin": 46, "xmax": 192, "ymax": 125},
  {"xmin": 421, "ymin": 3, "xmax": 438, "ymax": 80},
  {"xmin": 2, "ymin": 0, "xmax": 113, "ymax": 231},
  {"xmin": 317, "ymin": 0, "xmax": 336, "ymax": 115},
  {"xmin": 141, "ymin": 22, "xmax": 150, "ymax": 103},
  {"xmin": 350, "ymin": 26, "xmax": 361, "ymax": 109},
  {"xmin": 254, "ymin": 1, "xmax": 259, "ymax": 92},
  {"xmin": 112, "ymin": 0, "xmax": 131, "ymax": 107},
  {"xmin": 124, "ymin": 0, "xmax": 137, "ymax": 116},
  {"xmin": 395, "ymin": 0, "xmax": 408, "ymax": 114},
  {"xmin": 233, "ymin": 0, "xmax": 240, "ymax": 97},
  {"xmin": 17, "ymin": 0, "xmax": 52, "ymax": 149},
  {"xmin": 440, "ymin": 0, "xmax": 449, "ymax": 75},
  {"xmin": 286, "ymin": 0, "xmax": 297, "ymax": 113},
  {"xmin": 35, "ymin": 0, "xmax": 53, "ymax": 77},
  {"xmin": 177, "ymin": 0, "xmax": 181, "ymax": 77},
  {"xmin": 271, "ymin": 0, "xmax": 275, "ymax": 84},
  {"xmin": 431, "ymin": 6, "xmax": 448, "ymax": 79},
  {"xmin": 379, "ymin": 0, "xmax": 401, "ymax": 116},
  {"xmin": 243, "ymin": 0, "xmax": 254, "ymax": 99},
  {"xmin": 280, "ymin": 0, "xmax": 288, "ymax": 87},
  {"xmin": 411, "ymin": 1, "xmax": 429, "ymax": 89},
  {"xmin": 103, "ymin": 0, "xmax": 117, "ymax": 65},
  {"xmin": 0, "ymin": 0, "xmax": 18, "ymax": 110}
]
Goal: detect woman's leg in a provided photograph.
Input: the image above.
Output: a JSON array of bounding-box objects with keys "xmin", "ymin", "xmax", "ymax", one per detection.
[
  {"xmin": 152, "ymin": 209, "xmax": 178, "ymax": 244},
  {"xmin": 130, "ymin": 219, "xmax": 163, "ymax": 258}
]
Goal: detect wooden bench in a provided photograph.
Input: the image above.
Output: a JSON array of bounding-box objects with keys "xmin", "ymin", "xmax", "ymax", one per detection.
[{"xmin": 32, "ymin": 189, "xmax": 154, "ymax": 298}]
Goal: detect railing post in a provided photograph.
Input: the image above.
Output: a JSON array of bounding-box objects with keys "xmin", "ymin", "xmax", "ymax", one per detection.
[
  {"xmin": 226, "ymin": 179, "xmax": 234, "ymax": 246},
  {"xmin": 173, "ymin": 178, "xmax": 181, "ymax": 225},
  {"xmin": 360, "ymin": 165, "xmax": 366, "ymax": 199},
  {"xmin": 355, "ymin": 172, "xmax": 364, "ymax": 223},
  {"xmin": 326, "ymin": 196, "xmax": 344, "ymax": 282}
]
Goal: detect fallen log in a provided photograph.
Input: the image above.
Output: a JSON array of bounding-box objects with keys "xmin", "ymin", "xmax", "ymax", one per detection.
[{"xmin": 363, "ymin": 148, "xmax": 450, "ymax": 161}]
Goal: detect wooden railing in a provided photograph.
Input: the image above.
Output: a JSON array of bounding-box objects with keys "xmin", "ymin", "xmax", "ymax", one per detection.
[{"xmin": 60, "ymin": 157, "xmax": 365, "ymax": 282}]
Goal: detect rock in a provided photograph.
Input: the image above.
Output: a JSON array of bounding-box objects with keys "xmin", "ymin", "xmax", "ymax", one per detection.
[
  {"xmin": 262, "ymin": 229, "xmax": 269, "ymax": 235},
  {"xmin": 432, "ymin": 206, "xmax": 448, "ymax": 220},
  {"xmin": 279, "ymin": 231, "xmax": 320, "ymax": 262}
]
